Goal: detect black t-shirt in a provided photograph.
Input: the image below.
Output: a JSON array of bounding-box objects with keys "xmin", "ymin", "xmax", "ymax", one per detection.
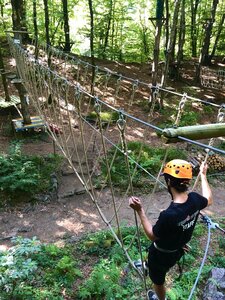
[{"xmin": 152, "ymin": 192, "xmax": 208, "ymax": 251}]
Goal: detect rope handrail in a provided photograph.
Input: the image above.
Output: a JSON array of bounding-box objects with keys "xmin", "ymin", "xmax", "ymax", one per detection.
[{"xmin": 31, "ymin": 39, "xmax": 223, "ymax": 109}]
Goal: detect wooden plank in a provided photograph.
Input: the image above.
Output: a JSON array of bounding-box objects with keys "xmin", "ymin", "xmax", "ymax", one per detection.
[
  {"xmin": 12, "ymin": 116, "xmax": 46, "ymax": 132},
  {"xmin": 0, "ymin": 95, "xmax": 20, "ymax": 108}
]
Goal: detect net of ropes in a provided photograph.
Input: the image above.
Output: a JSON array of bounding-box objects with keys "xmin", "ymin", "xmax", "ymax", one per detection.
[
  {"xmin": 200, "ymin": 66, "xmax": 225, "ymax": 91},
  {"xmin": 7, "ymin": 35, "xmax": 225, "ymax": 298}
]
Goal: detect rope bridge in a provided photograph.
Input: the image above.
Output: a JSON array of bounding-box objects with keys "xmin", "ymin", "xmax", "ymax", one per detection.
[{"xmin": 7, "ymin": 35, "xmax": 225, "ymax": 299}]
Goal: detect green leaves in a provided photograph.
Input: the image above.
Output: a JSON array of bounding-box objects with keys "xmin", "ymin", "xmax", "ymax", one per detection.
[
  {"xmin": 0, "ymin": 237, "xmax": 83, "ymax": 299},
  {"xmin": 0, "ymin": 142, "xmax": 62, "ymax": 201},
  {"xmin": 100, "ymin": 141, "xmax": 187, "ymax": 189},
  {"xmin": 0, "ymin": 237, "xmax": 41, "ymax": 293}
]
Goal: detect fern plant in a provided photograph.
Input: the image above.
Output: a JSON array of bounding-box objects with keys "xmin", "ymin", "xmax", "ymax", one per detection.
[{"xmin": 0, "ymin": 142, "xmax": 62, "ymax": 201}]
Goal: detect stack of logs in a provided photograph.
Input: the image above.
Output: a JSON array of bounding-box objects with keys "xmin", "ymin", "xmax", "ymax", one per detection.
[{"xmin": 192, "ymin": 153, "xmax": 225, "ymax": 172}]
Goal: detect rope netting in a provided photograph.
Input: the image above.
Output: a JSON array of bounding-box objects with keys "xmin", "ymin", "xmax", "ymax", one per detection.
[
  {"xmin": 7, "ymin": 35, "xmax": 225, "ymax": 297},
  {"xmin": 201, "ymin": 67, "xmax": 225, "ymax": 91}
]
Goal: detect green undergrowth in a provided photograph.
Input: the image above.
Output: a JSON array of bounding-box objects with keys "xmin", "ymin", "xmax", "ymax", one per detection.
[
  {"xmin": 85, "ymin": 110, "xmax": 120, "ymax": 124},
  {"xmin": 98, "ymin": 141, "xmax": 188, "ymax": 190},
  {"xmin": 0, "ymin": 221, "xmax": 224, "ymax": 299},
  {"xmin": 0, "ymin": 141, "xmax": 62, "ymax": 204},
  {"xmin": 157, "ymin": 110, "xmax": 200, "ymax": 132},
  {"xmin": 218, "ymin": 140, "xmax": 225, "ymax": 150},
  {"xmin": 156, "ymin": 101, "xmax": 217, "ymax": 132}
]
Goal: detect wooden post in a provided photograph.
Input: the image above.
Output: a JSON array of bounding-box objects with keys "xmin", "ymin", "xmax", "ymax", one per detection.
[
  {"xmin": 162, "ymin": 123, "xmax": 225, "ymax": 142},
  {"xmin": 11, "ymin": 78, "xmax": 31, "ymax": 125}
]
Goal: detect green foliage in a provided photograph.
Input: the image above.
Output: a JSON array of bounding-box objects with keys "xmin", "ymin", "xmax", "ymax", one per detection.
[
  {"xmin": 192, "ymin": 223, "xmax": 206, "ymax": 237},
  {"xmin": 86, "ymin": 110, "xmax": 119, "ymax": 123},
  {"xmin": 203, "ymin": 105, "xmax": 215, "ymax": 115},
  {"xmin": 12, "ymin": 285, "xmax": 65, "ymax": 300},
  {"xmin": 209, "ymin": 254, "xmax": 225, "ymax": 268},
  {"xmin": 0, "ymin": 237, "xmax": 41, "ymax": 294},
  {"xmin": 80, "ymin": 229, "xmax": 114, "ymax": 255},
  {"xmin": 217, "ymin": 141, "xmax": 225, "ymax": 150},
  {"xmin": 100, "ymin": 142, "xmax": 187, "ymax": 188},
  {"xmin": 77, "ymin": 227, "xmax": 148, "ymax": 299},
  {"xmin": 0, "ymin": 142, "xmax": 62, "ymax": 201},
  {"xmin": 218, "ymin": 236, "xmax": 225, "ymax": 251},
  {"xmin": 0, "ymin": 222, "xmax": 223, "ymax": 300},
  {"xmin": 77, "ymin": 254, "xmax": 141, "ymax": 300},
  {"xmin": 0, "ymin": 237, "xmax": 82, "ymax": 299},
  {"xmin": 179, "ymin": 111, "xmax": 199, "ymax": 126},
  {"xmin": 78, "ymin": 259, "xmax": 122, "ymax": 299},
  {"xmin": 168, "ymin": 265, "xmax": 212, "ymax": 300}
]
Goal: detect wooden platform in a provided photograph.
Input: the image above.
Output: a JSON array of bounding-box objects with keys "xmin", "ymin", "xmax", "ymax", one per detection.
[
  {"xmin": 12, "ymin": 116, "xmax": 46, "ymax": 132},
  {"xmin": 0, "ymin": 95, "xmax": 20, "ymax": 108}
]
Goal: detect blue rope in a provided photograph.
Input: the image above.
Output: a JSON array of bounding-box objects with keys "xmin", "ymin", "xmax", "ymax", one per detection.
[{"xmin": 187, "ymin": 222, "xmax": 211, "ymax": 300}]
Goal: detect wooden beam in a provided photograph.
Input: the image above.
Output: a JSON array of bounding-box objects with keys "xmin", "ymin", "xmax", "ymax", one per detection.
[
  {"xmin": 162, "ymin": 123, "xmax": 225, "ymax": 143},
  {"xmin": 5, "ymin": 30, "xmax": 29, "ymax": 34}
]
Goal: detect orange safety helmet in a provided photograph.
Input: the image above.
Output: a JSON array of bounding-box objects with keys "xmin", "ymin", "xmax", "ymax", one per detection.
[{"xmin": 163, "ymin": 159, "xmax": 192, "ymax": 179}]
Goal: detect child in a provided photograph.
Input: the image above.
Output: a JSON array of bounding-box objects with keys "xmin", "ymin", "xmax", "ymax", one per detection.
[{"xmin": 129, "ymin": 160, "xmax": 213, "ymax": 300}]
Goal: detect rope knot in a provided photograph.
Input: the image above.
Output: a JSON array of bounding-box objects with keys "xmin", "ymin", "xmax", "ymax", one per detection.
[
  {"xmin": 117, "ymin": 110, "xmax": 126, "ymax": 132},
  {"xmin": 94, "ymin": 97, "xmax": 101, "ymax": 115}
]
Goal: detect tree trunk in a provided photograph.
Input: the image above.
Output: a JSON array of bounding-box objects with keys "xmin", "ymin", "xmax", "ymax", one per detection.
[
  {"xmin": 10, "ymin": 0, "xmax": 30, "ymax": 43},
  {"xmin": 190, "ymin": 0, "xmax": 200, "ymax": 57},
  {"xmin": 43, "ymin": 0, "xmax": 51, "ymax": 67},
  {"xmin": 0, "ymin": 45, "xmax": 11, "ymax": 102},
  {"xmin": 62, "ymin": 0, "xmax": 71, "ymax": 52},
  {"xmin": 12, "ymin": 79, "xmax": 31, "ymax": 125},
  {"xmin": 170, "ymin": 27, "xmax": 177, "ymax": 63},
  {"xmin": 199, "ymin": 0, "xmax": 219, "ymax": 66},
  {"xmin": 177, "ymin": 0, "xmax": 186, "ymax": 75},
  {"xmin": 102, "ymin": 0, "xmax": 113, "ymax": 59},
  {"xmin": 141, "ymin": 24, "xmax": 149, "ymax": 60},
  {"xmin": 88, "ymin": 0, "xmax": 95, "ymax": 94},
  {"xmin": 161, "ymin": 0, "xmax": 180, "ymax": 87},
  {"xmin": 119, "ymin": 13, "xmax": 124, "ymax": 61},
  {"xmin": 164, "ymin": 0, "xmax": 169, "ymax": 55},
  {"xmin": 110, "ymin": 0, "xmax": 116, "ymax": 60},
  {"xmin": 209, "ymin": 13, "xmax": 225, "ymax": 62},
  {"xmin": 151, "ymin": 7, "xmax": 164, "ymax": 87},
  {"xmin": 33, "ymin": 0, "xmax": 38, "ymax": 60}
]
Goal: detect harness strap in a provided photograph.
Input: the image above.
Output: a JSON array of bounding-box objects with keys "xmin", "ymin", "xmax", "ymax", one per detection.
[
  {"xmin": 177, "ymin": 254, "xmax": 185, "ymax": 280},
  {"xmin": 153, "ymin": 242, "xmax": 178, "ymax": 253}
]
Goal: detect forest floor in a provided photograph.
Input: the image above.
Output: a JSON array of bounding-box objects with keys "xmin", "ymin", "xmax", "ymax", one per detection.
[{"xmin": 0, "ymin": 51, "xmax": 225, "ymax": 252}]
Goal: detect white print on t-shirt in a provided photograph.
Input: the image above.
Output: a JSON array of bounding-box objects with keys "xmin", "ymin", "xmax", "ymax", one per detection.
[{"xmin": 177, "ymin": 211, "xmax": 199, "ymax": 231}]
